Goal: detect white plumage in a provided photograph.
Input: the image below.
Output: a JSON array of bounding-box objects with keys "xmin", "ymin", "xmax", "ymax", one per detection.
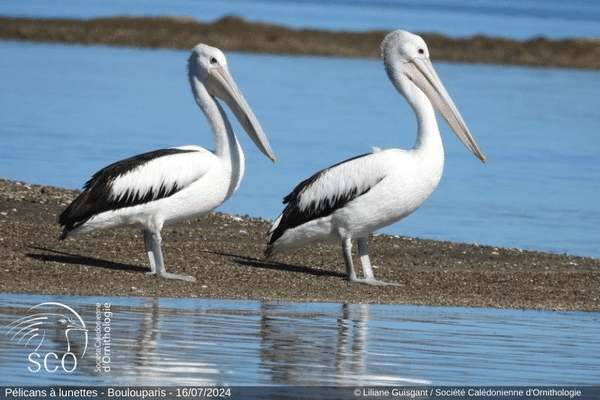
[
  {"xmin": 60, "ymin": 44, "xmax": 276, "ymax": 281},
  {"xmin": 107, "ymin": 147, "xmax": 211, "ymax": 205},
  {"xmin": 266, "ymin": 30, "xmax": 486, "ymax": 285}
]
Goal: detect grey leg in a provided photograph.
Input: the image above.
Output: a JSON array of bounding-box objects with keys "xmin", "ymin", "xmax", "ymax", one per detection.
[
  {"xmin": 143, "ymin": 230, "xmax": 195, "ymax": 282},
  {"xmin": 348, "ymin": 237, "xmax": 400, "ymax": 286},
  {"xmin": 342, "ymin": 237, "xmax": 357, "ymax": 281},
  {"xmin": 144, "ymin": 230, "xmax": 157, "ymax": 275},
  {"xmin": 357, "ymin": 237, "xmax": 375, "ymax": 281}
]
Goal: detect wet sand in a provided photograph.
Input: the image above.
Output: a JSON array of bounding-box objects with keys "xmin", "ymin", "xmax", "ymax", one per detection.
[
  {"xmin": 1, "ymin": 179, "xmax": 598, "ymax": 311},
  {"xmin": 1, "ymin": 15, "xmax": 600, "ymax": 70}
]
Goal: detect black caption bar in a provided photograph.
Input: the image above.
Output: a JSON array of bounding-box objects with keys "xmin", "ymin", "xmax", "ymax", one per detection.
[{"xmin": 1, "ymin": 387, "xmax": 598, "ymax": 400}]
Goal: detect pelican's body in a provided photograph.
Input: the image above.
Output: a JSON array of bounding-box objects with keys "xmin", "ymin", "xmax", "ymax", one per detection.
[
  {"xmin": 60, "ymin": 44, "xmax": 276, "ymax": 281},
  {"xmin": 266, "ymin": 30, "xmax": 486, "ymax": 285}
]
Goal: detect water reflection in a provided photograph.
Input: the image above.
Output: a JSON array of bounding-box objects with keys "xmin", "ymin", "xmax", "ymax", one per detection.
[
  {"xmin": 110, "ymin": 298, "xmax": 223, "ymax": 386},
  {"xmin": 258, "ymin": 303, "xmax": 429, "ymax": 386},
  {"xmin": 1, "ymin": 294, "xmax": 598, "ymax": 386}
]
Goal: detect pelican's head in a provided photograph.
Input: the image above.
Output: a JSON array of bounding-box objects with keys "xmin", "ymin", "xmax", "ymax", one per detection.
[
  {"xmin": 188, "ymin": 44, "xmax": 276, "ymax": 163},
  {"xmin": 382, "ymin": 30, "xmax": 486, "ymax": 163}
]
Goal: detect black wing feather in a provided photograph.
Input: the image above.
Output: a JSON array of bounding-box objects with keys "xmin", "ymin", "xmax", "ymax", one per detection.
[
  {"xmin": 268, "ymin": 153, "xmax": 384, "ymax": 244},
  {"xmin": 59, "ymin": 148, "xmax": 196, "ymax": 238}
]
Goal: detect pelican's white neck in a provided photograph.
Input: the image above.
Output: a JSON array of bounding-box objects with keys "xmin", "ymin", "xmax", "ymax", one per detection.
[
  {"xmin": 385, "ymin": 64, "xmax": 445, "ymax": 188},
  {"xmin": 189, "ymin": 74, "xmax": 242, "ymax": 164},
  {"xmin": 386, "ymin": 67, "xmax": 443, "ymax": 159},
  {"xmin": 410, "ymin": 87, "xmax": 443, "ymax": 155},
  {"xmin": 402, "ymin": 82, "xmax": 445, "ymax": 193}
]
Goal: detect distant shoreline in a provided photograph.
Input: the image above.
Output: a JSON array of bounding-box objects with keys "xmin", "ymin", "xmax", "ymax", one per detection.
[{"xmin": 1, "ymin": 15, "xmax": 600, "ymax": 70}]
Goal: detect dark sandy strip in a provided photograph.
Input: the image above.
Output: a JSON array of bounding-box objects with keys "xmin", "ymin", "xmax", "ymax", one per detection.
[
  {"xmin": 1, "ymin": 15, "xmax": 600, "ymax": 70},
  {"xmin": 0, "ymin": 179, "xmax": 598, "ymax": 310}
]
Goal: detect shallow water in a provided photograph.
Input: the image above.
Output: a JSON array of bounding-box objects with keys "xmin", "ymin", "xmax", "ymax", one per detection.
[
  {"xmin": 1, "ymin": 293, "xmax": 598, "ymax": 386},
  {"xmin": 1, "ymin": 41, "xmax": 599, "ymax": 258}
]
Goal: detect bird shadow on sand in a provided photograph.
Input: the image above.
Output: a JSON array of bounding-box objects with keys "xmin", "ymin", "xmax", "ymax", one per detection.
[
  {"xmin": 204, "ymin": 250, "xmax": 345, "ymax": 279},
  {"xmin": 27, "ymin": 246, "xmax": 147, "ymax": 273}
]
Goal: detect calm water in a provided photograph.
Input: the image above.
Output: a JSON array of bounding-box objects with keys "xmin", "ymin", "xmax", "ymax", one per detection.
[
  {"xmin": 1, "ymin": 0, "xmax": 599, "ymax": 39},
  {"xmin": 1, "ymin": 41, "xmax": 599, "ymax": 258},
  {"xmin": 1, "ymin": 293, "xmax": 599, "ymax": 386}
]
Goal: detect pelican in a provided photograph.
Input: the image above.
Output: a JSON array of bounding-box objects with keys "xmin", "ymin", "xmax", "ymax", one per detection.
[
  {"xmin": 265, "ymin": 30, "xmax": 486, "ymax": 285},
  {"xmin": 59, "ymin": 44, "xmax": 276, "ymax": 281}
]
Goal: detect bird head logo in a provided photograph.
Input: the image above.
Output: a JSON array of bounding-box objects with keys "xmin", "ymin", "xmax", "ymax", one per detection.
[{"xmin": 6, "ymin": 302, "xmax": 88, "ymax": 359}]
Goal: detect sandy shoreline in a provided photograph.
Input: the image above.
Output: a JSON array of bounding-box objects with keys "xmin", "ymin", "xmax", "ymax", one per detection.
[
  {"xmin": 0, "ymin": 179, "xmax": 598, "ymax": 311},
  {"xmin": 2, "ymin": 15, "xmax": 600, "ymax": 70}
]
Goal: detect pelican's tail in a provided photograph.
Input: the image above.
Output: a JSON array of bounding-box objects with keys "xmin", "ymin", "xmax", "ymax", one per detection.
[
  {"xmin": 264, "ymin": 215, "xmax": 282, "ymax": 260},
  {"xmin": 264, "ymin": 223, "xmax": 320, "ymax": 261},
  {"xmin": 264, "ymin": 244, "xmax": 275, "ymax": 261}
]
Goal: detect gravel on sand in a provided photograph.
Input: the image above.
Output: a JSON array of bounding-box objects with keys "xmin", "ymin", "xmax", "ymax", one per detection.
[{"xmin": 1, "ymin": 179, "xmax": 598, "ymax": 311}]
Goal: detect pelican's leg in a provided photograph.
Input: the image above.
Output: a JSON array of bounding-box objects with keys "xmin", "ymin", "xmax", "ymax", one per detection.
[
  {"xmin": 143, "ymin": 230, "xmax": 195, "ymax": 282},
  {"xmin": 357, "ymin": 237, "xmax": 375, "ymax": 281},
  {"xmin": 342, "ymin": 238, "xmax": 358, "ymax": 281},
  {"xmin": 353, "ymin": 237, "xmax": 401, "ymax": 286},
  {"xmin": 143, "ymin": 230, "xmax": 157, "ymax": 275}
]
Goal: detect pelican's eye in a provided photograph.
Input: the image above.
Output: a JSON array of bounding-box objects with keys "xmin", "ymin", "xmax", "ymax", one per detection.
[
  {"xmin": 418, "ymin": 48, "xmax": 425, "ymax": 55},
  {"xmin": 210, "ymin": 57, "xmax": 218, "ymax": 65}
]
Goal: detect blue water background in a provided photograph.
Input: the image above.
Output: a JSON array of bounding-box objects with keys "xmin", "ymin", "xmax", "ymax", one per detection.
[
  {"xmin": 1, "ymin": 293, "xmax": 598, "ymax": 386},
  {"xmin": 1, "ymin": 0, "xmax": 599, "ymax": 40},
  {"xmin": 1, "ymin": 40, "xmax": 599, "ymax": 258},
  {"xmin": 0, "ymin": 0, "xmax": 599, "ymax": 258}
]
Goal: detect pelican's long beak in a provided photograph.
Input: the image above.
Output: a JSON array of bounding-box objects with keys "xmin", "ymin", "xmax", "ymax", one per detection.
[
  {"xmin": 404, "ymin": 58, "xmax": 486, "ymax": 163},
  {"xmin": 207, "ymin": 66, "xmax": 277, "ymax": 163}
]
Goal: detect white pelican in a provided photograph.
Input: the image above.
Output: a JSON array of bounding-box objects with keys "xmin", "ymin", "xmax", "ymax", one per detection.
[
  {"xmin": 265, "ymin": 30, "xmax": 486, "ymax": 285},
  {"xmin": 59, "ymin": 44, "xmax": 276, "ymax": 281}
]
